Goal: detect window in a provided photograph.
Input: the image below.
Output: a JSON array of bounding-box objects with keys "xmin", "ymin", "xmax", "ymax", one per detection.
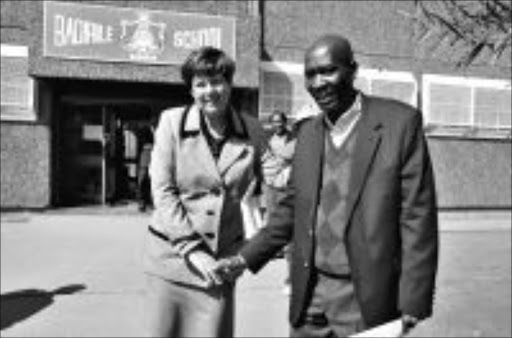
[
  {"xmin": 1, "ymin": 44, "xmax": 36, "ymax": 121},
  {"xmin": 259, "ymin": 61, "xmax": 417, "ymax": 126},
  {"xmin": 356, "ymin": 69, "xmax": 417, "ymax": 107},
  {"xmin": 474, "ymin": 87, "xmax": 511, "ymax": 129},
  {"xmin": 423, "ymin": 74, "xmax": 511, "ymax": 138},
  {"xmin": 259, "ymin": 61, "xmax": 315, "ymax": 125}
]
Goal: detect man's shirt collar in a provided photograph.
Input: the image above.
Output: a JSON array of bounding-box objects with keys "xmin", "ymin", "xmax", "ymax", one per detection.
[{"xmin": 323, "ymin": 91, "xmax": 362, "ymax": 131}]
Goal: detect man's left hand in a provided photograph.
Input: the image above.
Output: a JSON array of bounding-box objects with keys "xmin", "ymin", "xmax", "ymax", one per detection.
[{"xmin": 401, "ymin": 314, "xmax": 420, "ymax": 336}]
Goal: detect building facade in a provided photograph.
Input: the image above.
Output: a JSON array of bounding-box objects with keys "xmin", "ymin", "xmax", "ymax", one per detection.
[
  {"xmin": 1, "ymin": 0, "xmax": 511, "ymax": 209},
  {"xmin": 258, "ymin": 1, "xmax": 511, "ymax": 209},
  {"xmin": 1, "ymin": 0, "xmax": 260, "ymax": 207}
]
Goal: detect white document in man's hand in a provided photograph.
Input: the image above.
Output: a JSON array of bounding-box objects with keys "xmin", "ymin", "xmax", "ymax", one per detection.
[
  {"xmin": 349, "ymin": 319, "xmax": 403, "ymax": 337},
  {"xmin": 240, "ymin": 179, "xmax": 264, "ymax": 239}
]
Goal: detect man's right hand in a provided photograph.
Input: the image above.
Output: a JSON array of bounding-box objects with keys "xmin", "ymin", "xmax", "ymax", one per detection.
[{"xmin": 185, "ymin": 250, "xmax": 223, "ymax": 287}]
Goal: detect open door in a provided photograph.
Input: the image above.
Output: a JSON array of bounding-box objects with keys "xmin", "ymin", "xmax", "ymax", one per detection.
[
  {"xmin": 57, "ymin": 100, "xmax": 156, "ymax": 206},
  {"xmin": 58, "ymin": 103, "xmax": 105, "ymax": 205}
]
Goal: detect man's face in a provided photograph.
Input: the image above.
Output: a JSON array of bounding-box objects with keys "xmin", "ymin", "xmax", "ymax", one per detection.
[{"xmin": 304, "ymin": 45, "xmax": 354, "ymax": 114}]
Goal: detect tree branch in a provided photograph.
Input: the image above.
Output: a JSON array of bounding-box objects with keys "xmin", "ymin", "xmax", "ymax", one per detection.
[{"xmin": 405, "ymin": 0, "xmax": 511, "ymax": 67}]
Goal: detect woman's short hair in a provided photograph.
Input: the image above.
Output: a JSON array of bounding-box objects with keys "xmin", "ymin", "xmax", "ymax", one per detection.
[{"xmin": 180, "ymin": 46, "xmax": 236, "ymax": 89}]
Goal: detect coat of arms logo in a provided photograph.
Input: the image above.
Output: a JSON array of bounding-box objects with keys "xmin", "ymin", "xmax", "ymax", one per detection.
[{"xmin": 121, "ymin": 12, "xmax": 166, "ymax": 61}]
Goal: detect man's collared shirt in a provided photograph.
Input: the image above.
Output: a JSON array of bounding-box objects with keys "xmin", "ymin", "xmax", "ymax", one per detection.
[{"xmin": 323, "ymin": 93, "xmax": 362, "ymax": 148}]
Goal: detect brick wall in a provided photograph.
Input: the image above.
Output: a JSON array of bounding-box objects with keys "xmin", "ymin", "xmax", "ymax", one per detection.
[
  {"xmin": 0, "ymin": 124, "xmax": 51, "ymax": 208},
  {"xmin": 428, "ymin": 138, "xmax": 512, "ymax": 209}
]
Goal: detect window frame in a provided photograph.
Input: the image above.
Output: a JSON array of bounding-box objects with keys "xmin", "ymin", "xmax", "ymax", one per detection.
[
  {"xmin": 1, "ymin": 44, "xmax": 36, "ymax": 122},
  {"xmin": 356, "ymin": 68, "xmax": 418, "ymax": 108},
  {"xmin": 259, "ymin": 61, "xmax": 418, "ymax": 125},
  {"xmin": 422, "ymin": 74, "xmax": 511, "ymax": 138},
  {"xmin": 259, "ymin": 61, "xmax": 314, "ymax": 126}
]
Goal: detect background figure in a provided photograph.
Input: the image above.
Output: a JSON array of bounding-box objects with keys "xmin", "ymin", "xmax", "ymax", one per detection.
[
  {"xmin": 105, "ymin": 118, "xmax": 125, "ymax": 205},
  {"xmin": 137, "ymin": 125, "xmax": 154, "ymax": 212},
  {"xmin": 218, "ymin": 34, "xmax": 439, "ymax": 338},
  {"xmin": 262, "ymin": 110, "xmax": 297, "ymax": 296},
  {"xmin": 143, "ymin": 46, "xmax": 267, "ymax": 337},
  {"xmin": 263, "ymin": 110, "xmax": 296, "ymax": 220}
]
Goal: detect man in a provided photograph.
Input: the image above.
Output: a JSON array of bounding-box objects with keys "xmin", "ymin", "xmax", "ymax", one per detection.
[{"xmin": 217, "ymin": 34, "xmax": 439, "ymax": 337}]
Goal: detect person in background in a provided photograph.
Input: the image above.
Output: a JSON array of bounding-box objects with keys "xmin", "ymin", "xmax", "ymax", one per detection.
[
  {"xmin": 137, "ymin": 124, "xmax": 154, "ymax": 212},
  {"xmin": 263, "ymin": 110, "xmax": 296, "ymax": 218},
  {"xmin": 143, "ymin": 46, "xmax": 267, "ymax": 337},
  {"xmin": 262, "ymin": 110, "xmax": 297, "ymax": 296},
  {"xmin": 216, "ymin": 34, "xmax": 439, "ymax": 337}
]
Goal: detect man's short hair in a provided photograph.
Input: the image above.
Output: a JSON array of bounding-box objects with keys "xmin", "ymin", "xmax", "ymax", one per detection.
[{"xmin": 180, "ymin": 46, "xmax": 236, "ymax": 89}]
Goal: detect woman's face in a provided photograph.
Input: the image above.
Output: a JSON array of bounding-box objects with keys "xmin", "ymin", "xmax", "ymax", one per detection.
[{"xmin": 190, "ymin": 74, "xmax": 232, "ymax": 117}]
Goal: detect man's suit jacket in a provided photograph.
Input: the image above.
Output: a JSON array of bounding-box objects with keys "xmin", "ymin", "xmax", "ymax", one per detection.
[
  {"xmin": 240, "ymin": 94, "xmax": 439, "ymax": 328},
  {"xmin": 144, "ymin": 104, "xmax": 267, "ymax": 288}
]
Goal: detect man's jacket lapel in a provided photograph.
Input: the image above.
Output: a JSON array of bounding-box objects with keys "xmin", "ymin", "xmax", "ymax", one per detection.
[
  {"xmin": 345, "ymin": 96, "xmax": 383, "ymax": 227},
  {"xmin": 301, "ymin": 116, "xmax": 325, "ymax": 219}
]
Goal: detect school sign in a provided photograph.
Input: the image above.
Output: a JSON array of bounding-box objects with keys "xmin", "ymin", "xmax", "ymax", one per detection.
[{"xmin": 43, "ymin": 1, "xmax": 236, "ymax": 65}]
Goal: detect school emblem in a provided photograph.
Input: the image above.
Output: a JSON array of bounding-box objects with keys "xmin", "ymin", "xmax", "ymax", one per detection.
[{"xmin": 120, "ymin": 12, "xmax": 166, "ymax": 61}]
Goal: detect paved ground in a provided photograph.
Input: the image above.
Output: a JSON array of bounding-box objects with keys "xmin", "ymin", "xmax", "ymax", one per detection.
[{"xmin": 0, "ymin": 206, "xmax": 510, "ymax": 337}]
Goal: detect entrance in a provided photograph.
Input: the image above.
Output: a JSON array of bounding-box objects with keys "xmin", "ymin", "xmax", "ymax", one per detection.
[
  {"xmin": 57, "ymin": 102, "xmax": 158, "ymax": 206},
  {"xmin": 49, "ymin": 78, "xmax": 190, "ymax": 207}
]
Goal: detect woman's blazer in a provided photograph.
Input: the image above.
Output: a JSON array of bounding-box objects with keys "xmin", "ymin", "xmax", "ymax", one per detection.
[{"xmin": 144, "ymin": 104, "xmax": 267, "ymax": 288}]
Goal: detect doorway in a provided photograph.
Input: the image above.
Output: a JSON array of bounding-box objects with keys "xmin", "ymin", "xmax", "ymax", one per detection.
[
  {"xmin": 56, "ymin": 101, "xmax": 159, "ymax": 206},
  {"xmin": 49, "ymin": 78, "xmax": 190, "ymax": 207}
]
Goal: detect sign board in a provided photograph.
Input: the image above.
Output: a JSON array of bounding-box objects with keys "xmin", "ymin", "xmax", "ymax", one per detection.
[{"xmin": 43, "ymin": 1, "xmax": 236, "ymax": 65}]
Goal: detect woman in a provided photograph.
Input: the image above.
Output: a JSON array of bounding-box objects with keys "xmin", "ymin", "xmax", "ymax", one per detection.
[{"xmin": 143, "ymin": 46, "xmax": 267, "ymax": 337}]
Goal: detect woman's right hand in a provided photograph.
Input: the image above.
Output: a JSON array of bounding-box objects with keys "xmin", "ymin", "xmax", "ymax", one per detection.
[{"xmin": 185, "ymin": 250, "xmax": 223, "ymax": 287}]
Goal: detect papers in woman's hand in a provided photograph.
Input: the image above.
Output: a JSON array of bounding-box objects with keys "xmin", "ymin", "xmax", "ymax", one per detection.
[{"xmin": 349, "ymin": 319, "xmax": 404, "ymax": 337}]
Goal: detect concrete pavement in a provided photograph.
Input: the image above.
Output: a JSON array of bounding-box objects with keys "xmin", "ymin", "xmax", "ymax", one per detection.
[
  {"xmin": 0, "ymin": 208, "xmax": 288, "ymax": 337},
  {"xmin": 0, "ymin": 207, "xmax": 510, "ymax": 337}
]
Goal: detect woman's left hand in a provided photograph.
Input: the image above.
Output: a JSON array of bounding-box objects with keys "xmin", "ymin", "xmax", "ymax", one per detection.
[{"xmin": 186, "ymin": 250, "xmax": 224, "ymax": 287}]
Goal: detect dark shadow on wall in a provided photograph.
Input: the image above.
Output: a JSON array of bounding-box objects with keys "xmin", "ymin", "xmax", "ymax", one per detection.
[{"xmin": 0, "ymin": 284, "xmax": 86, "ymax": 331}]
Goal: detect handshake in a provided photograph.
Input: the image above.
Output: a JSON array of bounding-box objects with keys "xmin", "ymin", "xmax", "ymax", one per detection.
[{"xmin": 186, "ymin": 250, "xmax": 248, "ymax": 287}]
